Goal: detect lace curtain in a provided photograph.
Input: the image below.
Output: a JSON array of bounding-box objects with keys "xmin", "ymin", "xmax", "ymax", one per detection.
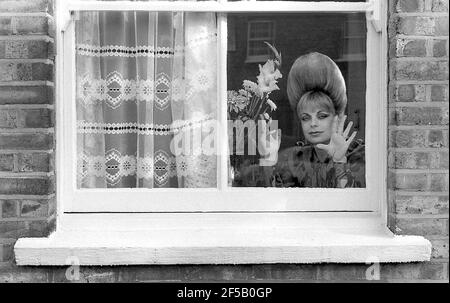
[{"xmin": 75, "ymin": 7, "xmax": 217, "ymax": 188}]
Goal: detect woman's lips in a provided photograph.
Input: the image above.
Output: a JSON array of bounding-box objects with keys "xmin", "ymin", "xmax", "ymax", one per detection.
[{"xmin": 309, "ymin": 131, "xmax": 323, "ymax": 136}]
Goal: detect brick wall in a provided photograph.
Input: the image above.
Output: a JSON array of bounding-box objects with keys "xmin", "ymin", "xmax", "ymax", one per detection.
[
  {"xmin": 387, "ymin": 0, "xmax": 449, "ymax": 276},
  {"xmin": 0, "ymin": 0, "xmax": 448, "ymax": 283},
  {"xmin": 0, "ymin": 0, "xmax": 56, "ymax": 279}
]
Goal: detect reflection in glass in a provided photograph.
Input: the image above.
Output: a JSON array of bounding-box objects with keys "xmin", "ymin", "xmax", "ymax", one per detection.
[{"xmin": 228, "ymin": 13, "xmax": 367, "ymax": 188}]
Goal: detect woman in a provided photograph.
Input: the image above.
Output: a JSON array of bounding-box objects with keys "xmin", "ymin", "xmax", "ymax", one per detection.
[{"xmin": 238, "ymin": 52, "xmax": 366, "ymax": 188}]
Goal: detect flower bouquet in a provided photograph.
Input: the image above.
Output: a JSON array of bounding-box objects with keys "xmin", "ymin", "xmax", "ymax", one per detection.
[
  {"xmin": 227, "ymin": 42, "xmax": 282, "ymax": 185},
  {"xmin": 227, "ymin": 42, "xmax": 282, "ymax": 122}
]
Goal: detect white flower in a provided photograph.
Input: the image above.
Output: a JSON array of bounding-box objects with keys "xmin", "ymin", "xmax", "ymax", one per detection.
[
  {"xmin": 243, "ymin": 80, "xmax": 258, "ymax": 93},
  {"xmin": 267, "ymin": 99, "xmax": 277, "ymax": 111},
  {"xmin": 257, "ymin": 60, "xmax": 282, "ymax": 94}
]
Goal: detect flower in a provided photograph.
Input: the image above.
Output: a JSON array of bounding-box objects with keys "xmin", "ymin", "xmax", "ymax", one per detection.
[
  {"xmin": 267, "ymin": 99, "xmax": 277, "ymax": 111},
  {"xmin": 227, "ymin": 90, "xmax": 249, "ymax": 114},
  {"xmin": 264, "ymin": 41, "xmax": 282, "ymax": 69},
  {"xmin": 242, "ymin": 80, "xmax": 258, "ymax": 93},
  {"xmin": 257, "ymin": 60, "xmax": 282, "ymax": 94},
  {"xmin": 228, "ymin": 43, "xmax": 282, "ymax": 121}
]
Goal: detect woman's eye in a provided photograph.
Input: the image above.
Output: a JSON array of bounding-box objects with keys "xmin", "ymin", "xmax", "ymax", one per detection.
[
  {"xmin": 301, "ymin": 116, "xmax": 310, "ymax": 121},
  {"xmin": 318, "ymin": 114, "xmax": 329, "ymax": 119}
]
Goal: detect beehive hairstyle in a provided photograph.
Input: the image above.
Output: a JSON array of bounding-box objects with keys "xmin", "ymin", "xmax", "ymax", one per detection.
[{"xmin": 287, "ymin": 52, "xmax": 347, "ymax": 116}]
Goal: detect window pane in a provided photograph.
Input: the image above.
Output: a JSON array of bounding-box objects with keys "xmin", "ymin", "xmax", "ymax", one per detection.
[
  {"xmin": 75, "ymin": 11, "xmax": 218, "ymax": 189},
  {"xmin": 227, "ymin": 13, "xmax": 367, "ymax": 189}
]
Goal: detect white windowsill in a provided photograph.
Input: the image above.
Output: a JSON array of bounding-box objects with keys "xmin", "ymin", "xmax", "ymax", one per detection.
[{"xmin": 14, "ymin": 213, "xmax": 431, "ymax": 266}]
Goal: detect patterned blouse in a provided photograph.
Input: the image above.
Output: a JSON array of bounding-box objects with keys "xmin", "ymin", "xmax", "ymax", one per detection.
[{"xmin": 235, "ymin": 139, "xmax": 366, "ymax": 188}]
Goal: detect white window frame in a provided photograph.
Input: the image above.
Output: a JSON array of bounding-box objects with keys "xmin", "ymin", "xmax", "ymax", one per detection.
[
  {"xmin": 56, "ymin": 0, "xmax": 387, "ymax": 214},
  {"xmin": 246, "ymin": 19, "xmax": 276, "ymax": 63},
  {"xmin": 13, "ymin": 0, "xmax": 432, "ymax": 266}
]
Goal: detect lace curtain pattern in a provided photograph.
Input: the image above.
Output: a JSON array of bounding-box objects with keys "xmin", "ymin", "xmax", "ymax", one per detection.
[{"xmin": 76, "ymin": 8, "xmax": 217, "ymax": 188}]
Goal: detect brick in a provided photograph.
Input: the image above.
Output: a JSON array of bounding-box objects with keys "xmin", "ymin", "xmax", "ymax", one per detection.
[
  {"xmin": 396, "ymin": 0, "xmax": 424, "ymax": 12},
  {"xmin": 0, "ymin": 178, "xmax": 54, "ymax": 195},
  {"xmin": 395, "ymin": 195, "xmax": 449, "ymax": 214},
  {"xmin": 395, "ymin": 217, "xmax": 449, "ymax": 236},
  {"xmin": 20, "ymin": 109, "xmax": 53, "ymax": 128},
  {"xmin": 0, "ymin": 16, "xmax": 49, "ymax": 35},
  {"xmin": 394, "ymin": 107, "xmax": 448, "ymax": 125},
  {"xmin": 397, "ymin": 39, "xmax": 427, "ymax": 57},
  {"xmin": 0, "ymin": 110, "xmax": 18, "ymax": 128},
  {"xmin": 433, "ymin": 39, "xmax": 448, "ymax": 57},
  {"xmin": 435, "ymin": 17, "xmax": 450, "ymax": 35},
  {"xmin": 0, "ymin": 267, "xmax": 48, "ymax": 283},
  {"xmin": 79, "ymin": 269, "xmax": 117, "ymax": 283},
  {"xmin": 17, "ymin": 153, "xmax": 52, "ymax": 172},
  {"xmin": 390, "ymin": 129, "xmax": 448, "ymax": 148},
  {"xmin": 395, "ymin": 84, "xmax": 426, "ymax": 102},
  {"xmin": 0, "ymin": 221, "xmax": 25, "ymax": 238},
  {"xmin": 390, "ymin": 172, "xmax": 428, "ymax": 190},
  {"xmin": 0, "ymin": 133, "xmax": 53, "ymax": 150},
  {"xmin": 397, "ymin": 16, "xmax": 449, "ymax": 36},
  {"xmin": 431, "ymin": 238, "xmax": 449, "ymax": 259},
  {"xmin": 432, "ymin": 151, "xmax": 449, "ymax": 169},
  {"xmin": 0, "ymin": 18, "xmax": 12, "ymax": 35},
  {"xmin": 432, "ymin": 0, "xmax": 449, "ymax": 12},
  {"xmin": 431, "ymin": 85, "xmax": 449, "ymax": 102},
  {"xmin": 0, "ymin": 0, "xmax": 53, "ymax": 13},
  {"xmin": 0, "ymin": 62, "xmax": 52, "ymax": 82},
  {"xmin": 0, "ymin": 200, "xmax": 19, "ymax": 218},
  {"xmin": 0, "ymin": 154, "xmax": 14, "ymax": 171},
  {"xmin": 0, "ymin": 86, "xmax": 53, "ymax": 105},
  {"xmin": 393, "ymin": 151, "xmax": 449, "ymax": 169},
  {"xmin": 381, "ymin": 262, "xmax": 446, "ymax": 280},
  {"xmin": 0, "ymin": 242, "xmax": 14, "ymax": 262},
  {"xmin": 428, "ymin": 129, "xmax": 448, "ymax": 147},
  {"xmin": 0, "ymin": 219, "xmax": 52, "ymax": 239},
  {"xmin": 430, "ymin": 173, "xmax": 449, "ymax": 191},
  {"xmin": 390, "ymin": 130, "xmax": 426, "ymax": 148},
  {"xmin": 0, "ymin": 40, "xmax": 51, "ymax": 59},
  {"xmin": 392, "ymin": 60, "xmax": 448, "ymax": 81},
  {"xmin": 20, "ymin": 200, "xmax": 48, "ymax": 217},
  {"xmin": 14, "ymin": 220, "xmax": 51, "ymax": 238}
]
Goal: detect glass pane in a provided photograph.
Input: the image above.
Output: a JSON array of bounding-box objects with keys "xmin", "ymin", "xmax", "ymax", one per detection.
[
  {"xmin": 228, "ymin": 13, "xmax": 367, "ymax": 189},
  {"xmin": 249, "ymin": 22, "xmax": 273, "ymax": 39},
  {"xmin": 75, "ymin": 11, "xmax": 218, "ymax": 189},
  {"xmin": 248, "ymin": 41, "xmax": 272, "ymax": 56}
]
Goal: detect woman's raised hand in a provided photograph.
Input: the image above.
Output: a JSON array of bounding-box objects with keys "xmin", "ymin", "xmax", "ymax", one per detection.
[{"xmin": 316, "ymin": 115, "xmax": 357, "ymax": 163}]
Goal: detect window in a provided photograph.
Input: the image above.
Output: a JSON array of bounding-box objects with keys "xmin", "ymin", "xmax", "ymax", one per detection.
[
  {"xmin": 14, "ymin": 0, "xmax": 433, "ymax": 267},
  {"xmin": 57, "ymin": 0, "xmax": 387, "ymax": 213},
  {"xmin": 246, "ymin": 20, "xmax": 275, "ymax": 63},
  {"xmin": 338, "ymin": 15, "xmax": 367, "ymax": 62}
]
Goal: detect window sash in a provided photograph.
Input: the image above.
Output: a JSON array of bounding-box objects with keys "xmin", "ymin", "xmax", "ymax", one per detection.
[
  {"xmin": 58, "ymin": 0, "xmax": 387, "ymax": 213},
  {"xmin": 65, "ymin": 1, "xmax": 376, "ymax": 13}
]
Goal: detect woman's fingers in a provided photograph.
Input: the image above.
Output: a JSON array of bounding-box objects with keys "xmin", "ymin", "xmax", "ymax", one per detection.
[
  {"xmin": 346, "ymin": 131, "xmax": 357, "ymax": 145},
  {"xmin": 331, "ymin": 116, "xmax": 339, "ymax": 134},
  {"xmin": 343, "ymin": 121, "xmax": 353, "ymax": 139},
  {"xmin": 338, "ymin": 115, "xmax": 347, "ymax": 135}
]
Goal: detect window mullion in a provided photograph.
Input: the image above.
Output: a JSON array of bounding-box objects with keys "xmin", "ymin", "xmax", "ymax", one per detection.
[{"xmin": 217, "ymin": 11, "xmax": 229, "ymax": 190}]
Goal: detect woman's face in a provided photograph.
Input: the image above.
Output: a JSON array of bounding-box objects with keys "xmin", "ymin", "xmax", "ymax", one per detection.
[{"xmin": 298, "ymin": 102, "xmax": 336, "ymax": 145}]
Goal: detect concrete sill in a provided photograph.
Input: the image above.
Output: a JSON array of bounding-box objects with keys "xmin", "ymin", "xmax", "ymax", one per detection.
[{"xmin": 14, "ymin": 213, "xmax": 431, "ymax": 266}]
